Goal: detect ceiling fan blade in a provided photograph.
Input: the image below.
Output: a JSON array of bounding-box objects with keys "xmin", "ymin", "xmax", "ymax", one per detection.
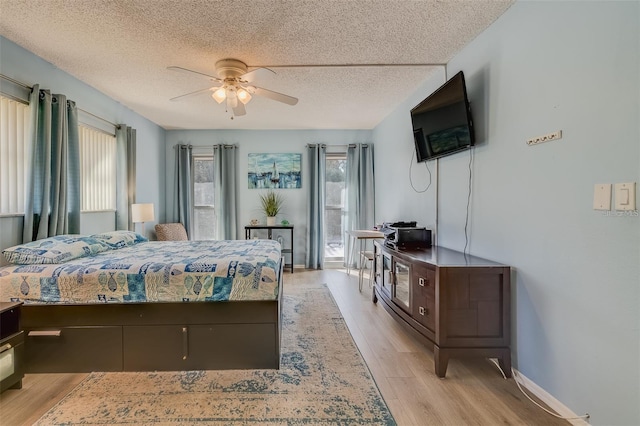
[
  {"xmin": 252, "ymin": 86, "xmax": 298, "ymax": 106},
  {"xmin": 240, "ymin": 67, "xmax": 276, "ymax": 83},
  {"xmin": 167, "ymin": 66, "xmax": 222, "ymax": 82},
  {"xmin": 169, "ymin": 87, "xmax": 216, "ymax": 101},
  {"xmin": 233, "ymin": 102, "xmax": 246, "ymax": 116}
]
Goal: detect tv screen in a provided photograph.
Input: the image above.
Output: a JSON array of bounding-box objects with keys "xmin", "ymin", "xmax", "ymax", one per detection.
[{"xmin": 411, "ymin": 71, "xmax": 474, "ymax": 162}]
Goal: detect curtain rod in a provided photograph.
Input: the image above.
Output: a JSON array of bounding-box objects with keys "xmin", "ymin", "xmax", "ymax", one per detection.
[
  {"xmin": 0, "ymin": 73, "xmax": 29, "ymax": 89},
  {"xmin": 174, "ymin": 144, "xmax": 237, "ymax": 149},
  {"xmin": 306, "ymin": 143, "xmax": 370, "ymax": 148},
  {"xmin": 1, "ymin": 73, "xmax": 118, "ymax": 129},
  {"xmin": 80, "ymin": 108, "xmax": 118, "ymax": 130}
]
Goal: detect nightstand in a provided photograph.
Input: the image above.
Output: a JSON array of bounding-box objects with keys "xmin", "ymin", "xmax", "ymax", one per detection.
[{"xmin": 0, "ymin": 301, "xmax": 24, "ymax": 392}]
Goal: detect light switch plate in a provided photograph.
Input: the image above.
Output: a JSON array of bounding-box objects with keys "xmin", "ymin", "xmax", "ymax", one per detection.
[
  {"xmin": 593, "ymin": 184, "xmax": 611, "ymax": 210},
  {"xmin": 614, "ymin": 182, "xmax": 636, "ymax": 211}
]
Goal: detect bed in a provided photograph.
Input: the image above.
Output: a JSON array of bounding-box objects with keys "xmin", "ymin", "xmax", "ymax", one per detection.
[{"xmin": 0, "ymin": 231, "xmax": 283, "ymax": 373}]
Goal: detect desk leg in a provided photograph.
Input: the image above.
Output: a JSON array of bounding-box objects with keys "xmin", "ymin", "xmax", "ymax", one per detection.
[
  {"xmin": 289, "ymin": 227, "xmax": 294, "ymax": 273},
  {"xmin": 346, "ymin": 234, "xmax": 351, "ymax": 275},
  {"xmin": 346, "ymin": 235, "xmax": 357, "ymax": 275}
]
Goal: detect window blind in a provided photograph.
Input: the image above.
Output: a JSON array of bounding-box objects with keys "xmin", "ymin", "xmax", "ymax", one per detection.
[
  {"xmin": 79, "ymin": 125, "xmax": 116, "ymax": 212},
  {"xmin": 0, "ymin": 96, "xmax": 30, "ymax": 215}
]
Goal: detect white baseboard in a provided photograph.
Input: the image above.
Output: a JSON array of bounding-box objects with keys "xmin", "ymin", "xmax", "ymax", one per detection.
[
  {"xmin": 513, "ymin": 368, "xmax": 590, "ymax": 425},
  {"xmin": 322, "ymin": 261, "xmax": 344, "ymax": 269}
]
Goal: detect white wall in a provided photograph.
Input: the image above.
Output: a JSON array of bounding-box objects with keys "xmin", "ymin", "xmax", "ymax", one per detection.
[
  {"xmin": 373, "ymin": 2, "xmax": 639, "ymax": 425},
  {"xmin": 165, "ymin": 129, "xmax": 372, "ymax": 266},
  {"xmin": 0, "ymin": 36, "xmax": 166, "ymax": 246}
]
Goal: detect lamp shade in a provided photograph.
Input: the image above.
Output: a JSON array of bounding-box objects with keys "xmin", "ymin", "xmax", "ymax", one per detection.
[
  {"xmin": 131, "ymin": 203, "xmax": 154, "ymax": 223},
  {"xmin": 237, "ymin": 88, "xmax": 252, "ymax": 104},
  {"xmin": 212, "ymin": 87, "xmax": 226, "ymax": 104}
]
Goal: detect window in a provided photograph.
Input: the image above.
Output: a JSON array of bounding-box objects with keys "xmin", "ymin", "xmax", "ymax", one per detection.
[
  {"xmin": 324, "ymin": 153, "xmax": 347, "ymax": 261},
  {"xmin": 193, "ymin": 155, "xmax": 216, "ymax": 240},
  {"xmin": 0, "ymin": 96, "xmax": 30, "ymax": 215},
  {"xmin": 79, "ymin": 125, "xmax": 116, "ymax": 212},
  {"xmin": 0, "ymin": 95, "xmax": 118, "ymax": 216}
]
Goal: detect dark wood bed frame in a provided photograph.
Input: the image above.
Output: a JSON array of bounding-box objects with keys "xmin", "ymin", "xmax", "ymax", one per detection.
[{"xmin": 21, "ymin": 261, "xmax": 284, "ymax": 373}]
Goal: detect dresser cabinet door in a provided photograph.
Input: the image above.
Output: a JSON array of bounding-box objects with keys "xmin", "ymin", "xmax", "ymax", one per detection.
[
  {"xmin": 374, "ymin": 245, "xmax": 392, "ymax": 297},
  {"xmin": 411, "ymin": 265, "xmax": 436, "ymax": 332},
  {"xmin": 392, "ymin": 259, "xmax": 411, "ymax": 313}
]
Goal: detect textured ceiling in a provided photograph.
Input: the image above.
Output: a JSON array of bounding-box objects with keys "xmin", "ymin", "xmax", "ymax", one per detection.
[{"xmin": 0, "ymin": 0, "xmax": 513, "ymax": 130}]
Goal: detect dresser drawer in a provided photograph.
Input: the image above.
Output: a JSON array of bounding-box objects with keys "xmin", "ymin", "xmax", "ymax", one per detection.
[
  {"xmin": 25, "ymin": 326, "xmax": 123, "ymax": 373},
  {"xmin": 412, "ymin": 295, "xmax": 436, "ymax": 332},
  {"xmin": 413, "ymin": 265, "xmax": 436, "ymax": 299},
  {"xmin": 0, "ymin": 331, "xmax": 24, "ymax": 392},
  {"xmin": 123, "ymin": 323, "xmax": 278, "ymax": 371},
  {"xmin": 412, "ymin": 265, "xmax": 436, "ymax": 331}
]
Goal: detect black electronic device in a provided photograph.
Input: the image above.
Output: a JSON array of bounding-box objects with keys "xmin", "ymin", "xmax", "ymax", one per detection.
[
  {"xmin": 380, "ymin": 221, "xmax": 416, "ymax": 238},
  {"xmin": 411, "ymin": 71, "xmax": 475, "ymax": 162},
  {"xmin": 381, "ymin": 222, "xmax": 432, "ymax": 250}
]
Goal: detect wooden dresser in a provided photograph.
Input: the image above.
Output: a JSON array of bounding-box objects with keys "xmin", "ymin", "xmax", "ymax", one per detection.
[{"xmin": 373, "ymin": 241, "xmax": 511, "ymax": 378}]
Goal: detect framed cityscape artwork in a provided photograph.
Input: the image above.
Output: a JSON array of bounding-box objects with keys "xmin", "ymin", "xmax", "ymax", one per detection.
[{"xmin": 248, "ymin": 153, "xmax": 301, "ymax": 189}]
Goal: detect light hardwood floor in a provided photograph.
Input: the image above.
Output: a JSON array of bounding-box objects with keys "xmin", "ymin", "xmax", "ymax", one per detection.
[{"xmin": 0, "ymin": 269, "xmax": 568, "ymax": 425}]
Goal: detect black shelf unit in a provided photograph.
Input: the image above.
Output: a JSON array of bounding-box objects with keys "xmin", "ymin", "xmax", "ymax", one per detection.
[{"xmin": 244, "ymin": 225, "xmax": 294, "ymax": 273}]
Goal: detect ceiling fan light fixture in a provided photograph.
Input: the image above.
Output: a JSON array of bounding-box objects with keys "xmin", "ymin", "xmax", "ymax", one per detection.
[
  {"xmin": 212, "ymin": 87, "xmax": 226, "ymax": 103},
  {"xmin": 170, "ymin": 59, "xmax": 298, "ymax": 115},
  {"xmin": 237, "ymin": 88, "xmax": 252, "ymax": 104},
  {"xmin": 226, "ymin": 88, "xmax": 238, "ymax": 109}
]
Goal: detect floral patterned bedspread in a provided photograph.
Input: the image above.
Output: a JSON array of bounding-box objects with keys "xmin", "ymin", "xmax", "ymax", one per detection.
[{"xmin": 0, "ymin": 239, "xmax": 282, "ymax": 304}]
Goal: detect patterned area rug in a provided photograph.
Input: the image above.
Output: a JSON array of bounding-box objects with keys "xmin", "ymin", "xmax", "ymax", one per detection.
[{"xmin": 35, "ymin": 282, "xmax": 396, "ymax": 425}]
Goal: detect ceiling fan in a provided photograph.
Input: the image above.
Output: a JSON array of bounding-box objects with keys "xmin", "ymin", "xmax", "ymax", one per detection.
[{"xmin": 168, "ymin": 59, "xmax": 298, "ymax": 117}]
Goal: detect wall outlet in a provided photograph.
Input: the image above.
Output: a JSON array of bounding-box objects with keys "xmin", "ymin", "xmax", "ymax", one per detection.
[{"xmin": 526, "ymin": 130, "xmax": 562, "ymax": 146}]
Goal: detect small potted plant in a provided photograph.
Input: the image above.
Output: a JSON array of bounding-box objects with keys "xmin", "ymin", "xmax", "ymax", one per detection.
[{"xmin": 260, "ymin": 190, "xmax": 284, "ymax": 226}]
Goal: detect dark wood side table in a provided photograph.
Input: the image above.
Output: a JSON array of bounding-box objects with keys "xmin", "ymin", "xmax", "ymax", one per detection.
[
  {"xmin": 245, "ymin": 225, "xmax": 294, "ymax": 273},
  {"xmin": 0, "ymin": 301, "xmax": 25, "ymax": 392}
]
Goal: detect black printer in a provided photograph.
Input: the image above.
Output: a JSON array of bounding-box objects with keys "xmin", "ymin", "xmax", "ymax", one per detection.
[{"xmin": 380, "ymin": 221, "xmax": 432, "ymax": 250}]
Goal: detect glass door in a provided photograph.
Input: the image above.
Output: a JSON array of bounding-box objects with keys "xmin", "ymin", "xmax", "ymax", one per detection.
[
  {"xmin": 324, "ymin": 153, "xmax": 346, "ymax": 263},
  {"xmin": 376, "ymin": 249, "xmax": 392, "ymax": 297},
  {"xmin": 392, "ymin": 259, "xmax": 411, "ymax": 312}
]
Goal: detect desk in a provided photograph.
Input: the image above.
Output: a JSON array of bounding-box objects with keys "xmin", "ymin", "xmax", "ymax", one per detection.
[
  {"xmin": 245, "ymin": 225, "xmax": 294, "ymax": 273},
  {"xmin": 346, "ymin": 230, "xmax": 384, "ymax": 275}
]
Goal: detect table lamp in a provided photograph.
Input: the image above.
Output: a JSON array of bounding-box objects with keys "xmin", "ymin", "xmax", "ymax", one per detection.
[{"xmin": 131, "ymin": 203, "xmax": 154, "ymax": 235}]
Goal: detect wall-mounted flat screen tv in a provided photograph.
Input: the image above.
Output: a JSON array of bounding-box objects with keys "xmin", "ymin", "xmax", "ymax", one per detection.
[{"xmin": 411, "ymin": 71, "xmax": 475, "ymax": 162}]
